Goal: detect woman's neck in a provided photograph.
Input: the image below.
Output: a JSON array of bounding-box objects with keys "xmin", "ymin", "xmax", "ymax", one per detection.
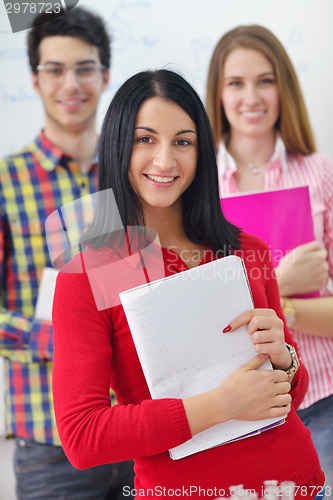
[
  {"xmin": 143, "ymin": 202, "xmax": 207, "ymax": 268},
  {"xmin": 227, "ymin": 129, "xmax": 276, "ymax": 166},
  {"xmin": 143, "ymin": 201, "xmax": 186, "ymax": 248},
  {"xmin": 227, "ymin": 129, "xmax": 276, "ymax": 192}
]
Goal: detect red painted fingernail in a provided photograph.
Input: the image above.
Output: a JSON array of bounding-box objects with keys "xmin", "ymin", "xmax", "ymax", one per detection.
[{"xmin": 223, "ymin": 325, "xmax": 232, "ymax": 333}]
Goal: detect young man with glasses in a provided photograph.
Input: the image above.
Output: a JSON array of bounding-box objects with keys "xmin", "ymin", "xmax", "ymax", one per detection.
[{"xmin": 0, "ymin": 7, "xmax": 134, "ymax": 499}]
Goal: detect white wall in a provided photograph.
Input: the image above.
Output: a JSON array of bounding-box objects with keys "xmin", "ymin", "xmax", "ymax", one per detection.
[{"xmin": 0, "ymin": 1, "xmax": 333, "ymax": 497}]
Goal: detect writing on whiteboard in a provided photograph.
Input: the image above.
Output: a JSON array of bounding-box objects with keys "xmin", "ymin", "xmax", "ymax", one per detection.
[{"xmin": 1, "ymin": 84, "xmax": 40, "ymax": 106}]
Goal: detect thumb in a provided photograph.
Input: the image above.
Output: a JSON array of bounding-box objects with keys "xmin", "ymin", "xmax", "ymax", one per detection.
[{"xmin": 242, "ymin": 353, "xmax": 269, "ymax": 371}]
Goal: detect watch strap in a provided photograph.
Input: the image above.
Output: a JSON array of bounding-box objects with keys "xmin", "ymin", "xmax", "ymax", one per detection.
[{"xmin": 284, "ymin": 343, "xmax": 300, "ymax": 376}]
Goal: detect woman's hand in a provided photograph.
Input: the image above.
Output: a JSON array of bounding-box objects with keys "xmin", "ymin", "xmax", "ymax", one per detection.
[
  {"xmin": 184, "ymin": 352, "xmax": 291, "ymax": 436},
  {"xmin": 276, "ymin": 241, "xmax": 328, "ymax": 297},
  {"xmin": 183, "ymin": 309, "xmax": 293, "ymax": 436},
  {"xmin": 216, "ymin": 353, "xmax": 291, "ymax": 422},
  {"xmin": 225, "ymin": 308, "xmax": 291, "ymax": 369}
]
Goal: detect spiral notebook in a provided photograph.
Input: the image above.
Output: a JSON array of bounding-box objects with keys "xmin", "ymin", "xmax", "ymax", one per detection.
[{"xmin": 120, "ymin": 255, "xmax": 285, "ymax": 460}]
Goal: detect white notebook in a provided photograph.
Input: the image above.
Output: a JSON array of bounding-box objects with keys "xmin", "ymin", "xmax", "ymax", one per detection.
[
  {"xmin": 119, "ymin": 255, "xmax": 285, "ymax": 460},
  {"xmin": 34, "ymin": 267, "xmax": 59, "ymax": 320}
]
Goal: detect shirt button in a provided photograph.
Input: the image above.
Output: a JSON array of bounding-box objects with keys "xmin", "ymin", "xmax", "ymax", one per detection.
[{"xmin": 19, "ymin": 439, "xmax": 26, "ymax": 447}]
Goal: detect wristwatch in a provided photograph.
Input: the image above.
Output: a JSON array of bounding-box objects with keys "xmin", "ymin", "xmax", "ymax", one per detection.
[
  {"xmin": 283, "ymin": 343, "xmax": 300, "ymax": 376},
  {"xmin": 281, "ymin": 297, "xmax": 296, "ymax": 328}
]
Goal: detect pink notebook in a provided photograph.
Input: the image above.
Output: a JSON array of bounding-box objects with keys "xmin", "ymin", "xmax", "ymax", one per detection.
[{"xmin": 221, "ymin": 186, "xmax": 319, "ymax": 298}]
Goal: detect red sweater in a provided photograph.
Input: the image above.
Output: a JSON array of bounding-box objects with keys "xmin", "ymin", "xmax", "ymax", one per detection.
[{"xmin": 52, "ymin": 233, "xmax": 320, "ymax": 497}]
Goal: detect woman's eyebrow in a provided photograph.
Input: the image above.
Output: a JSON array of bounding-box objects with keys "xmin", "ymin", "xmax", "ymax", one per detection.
[
  {"xmin": 134, "ymin": 126, "xmax": 157, "ymax": 133},
  {"xmin": 223, "ymin": 75, "xmax": 243, "ymax": 80},
  {"xmin": 258, "ymin": 71, "xmax": 275, "ymax": 77},
  {"xmin": 224, "ymin": 71, "xmax": 275, "ymax": 79},
  {"xmin": 176, "ymin": 129, "xmax": 196, "ymax": 136},
  {"xmin": 134, "ymin": 127, "xmax": 196, "ymax": 135}
]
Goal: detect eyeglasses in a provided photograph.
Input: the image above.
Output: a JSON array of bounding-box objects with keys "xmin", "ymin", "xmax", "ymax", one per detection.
[{"xmin": 36, "ymin": 63, "xmax": 106, "ymax": 84}]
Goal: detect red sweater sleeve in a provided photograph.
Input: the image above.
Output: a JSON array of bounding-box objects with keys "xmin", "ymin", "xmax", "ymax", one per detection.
[{"xmin": 52, "ymin": 265, "xmax": 192, "ymax": 470}]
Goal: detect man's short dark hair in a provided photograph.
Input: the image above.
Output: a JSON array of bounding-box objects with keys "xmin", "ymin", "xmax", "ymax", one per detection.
[{"xmin": 28, "ymin": 6, "xmax": 111, "ymax": 73}]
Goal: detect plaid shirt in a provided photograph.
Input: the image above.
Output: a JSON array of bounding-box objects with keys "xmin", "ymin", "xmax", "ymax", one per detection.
[{"xmin": 0, "ymin": 131, "xmax": 97, "ymax": 444}]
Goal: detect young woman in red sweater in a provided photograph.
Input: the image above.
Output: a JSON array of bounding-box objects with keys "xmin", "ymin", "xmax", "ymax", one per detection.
[{"xmin": 52, "ymin": 70, "xmax": 323, "ymax": 498}]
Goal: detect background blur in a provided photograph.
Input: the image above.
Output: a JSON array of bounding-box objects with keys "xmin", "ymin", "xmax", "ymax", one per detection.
[{"xmin": 1, "ymin": 0, "xmax": 333, "ymax": 498}]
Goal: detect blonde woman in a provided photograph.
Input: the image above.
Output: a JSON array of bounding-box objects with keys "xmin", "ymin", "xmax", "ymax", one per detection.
[{"xmin": 207, "ymin": 25, "xmax": 333, "ymax": 488}]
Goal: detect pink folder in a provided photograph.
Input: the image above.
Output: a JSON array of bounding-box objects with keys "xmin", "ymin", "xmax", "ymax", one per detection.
[{"xmin": 220, "ymin": 186, "xmax": 319, "ymax": 298}]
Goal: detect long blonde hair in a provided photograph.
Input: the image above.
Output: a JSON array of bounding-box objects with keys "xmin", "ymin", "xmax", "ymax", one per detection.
[{"xmin": 206, "ymin": 25, "xmax": 316, "ymax": 154}]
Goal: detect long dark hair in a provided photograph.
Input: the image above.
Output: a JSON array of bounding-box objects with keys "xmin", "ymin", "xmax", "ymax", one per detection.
[{"xmin": 84, "ymin": 69, "xmax": 240, "ymax": 255}]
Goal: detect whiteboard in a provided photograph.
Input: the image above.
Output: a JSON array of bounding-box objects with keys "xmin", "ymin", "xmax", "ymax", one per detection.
[
  {"xmin": 0, "ymin": 0, "xmax": 333, "ymax": 433},
  {"xmin": 0, "ymin": 0, "xmax": 333, "ymax": 157}
]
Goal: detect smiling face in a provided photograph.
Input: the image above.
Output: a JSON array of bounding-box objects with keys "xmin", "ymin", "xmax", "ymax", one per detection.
[
  {"xmin": 128, "ymin": 97, "xmax": 198, "ymax": 216},
  {"xmin": 32, "ymin": 36, "xmax": 109, "ymax": 136},
  {"xmin": 221, "ymin": 48, "xmax": 280, "ymax": 141}
]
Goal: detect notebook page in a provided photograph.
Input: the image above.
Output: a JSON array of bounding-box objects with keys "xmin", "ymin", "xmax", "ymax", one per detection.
[
  {"xmin": 34, "ymin": 267, "xmax": 59, "ymax": 320},
  {"xmin": 120, "ymin": 255, "xmax": 285, "ymax": 459}
]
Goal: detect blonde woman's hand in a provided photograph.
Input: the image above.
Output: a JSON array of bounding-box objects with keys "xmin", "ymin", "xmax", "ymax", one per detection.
[{"xmin": 276, "ymin": 241, "xmax": 328, "ymax": 297}]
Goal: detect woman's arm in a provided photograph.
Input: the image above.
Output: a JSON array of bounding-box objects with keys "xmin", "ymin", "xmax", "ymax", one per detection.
[
  {"xmin": 183, "ymin": 350, "xmax": 291, "ymax": 436},
  {"xmin": 276, "ymin": 240, "xmax": 333, "ymax": 336},
  {"xmin": 184, "ymin": 307, "xmax": 294, "ymax": 437},
  {"xmin": 52, "ymin": 268, "xmax": 192, "ymax": 469},
  {"xmin": 284, "ymin": 296, "xmax": 333, "ymax": 337}
]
